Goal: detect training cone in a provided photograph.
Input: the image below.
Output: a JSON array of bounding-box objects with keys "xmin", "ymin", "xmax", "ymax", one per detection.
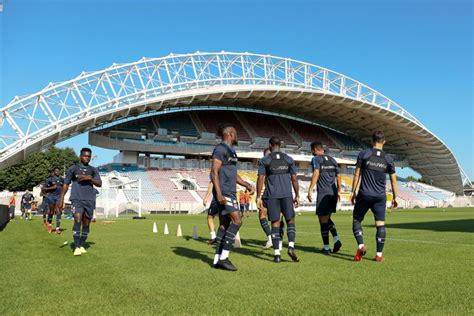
[
  {"xmin": 233, "ymin": 231, "xmax": 242, "ymax": 248},
  {"xmin": 192, "ymin": 225, "xmax": 198, "ymax": 240},
  {"xmin": 177, "ymin": 224, "xmax": 183, "ymax": 237},
  {"xmin": 153, "ymin": 222, "xmax": 158, "ymax": 233},
  {"xmin": 164, "ymin": 223, "xmax": 169, "ymax": 235}
]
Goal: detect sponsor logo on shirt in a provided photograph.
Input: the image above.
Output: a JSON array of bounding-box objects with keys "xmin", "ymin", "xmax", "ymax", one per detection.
[
  {"xmin": 366, "ymin": 161, "xmax": 387, "ymax": 169},
  {"xmin": 321, "ymin": 165, "xmax": 336, "ymax": 170},
  {"xmin": 228, "ymin": 157, "xmax": 238, "ymax": 163},
  {"xmin": 272, "ymin": 165, "xmax": 289, "ymax": 171}
]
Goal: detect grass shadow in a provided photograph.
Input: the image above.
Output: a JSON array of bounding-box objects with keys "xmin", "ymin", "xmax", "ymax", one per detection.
[
  {"xmin": 385, "ymin": 219, "xmax": 474, "ymax": 233},
  {"xmin": 184, "ymin": 235, "xmax": 209, "ymax": 243},
  {"xmin": 171, "ymin": 246, "xmax": 214, "ymax": 266},
  {"xmin": 65, "ymin": 241, "xmax": 96, "ymax": 250}
]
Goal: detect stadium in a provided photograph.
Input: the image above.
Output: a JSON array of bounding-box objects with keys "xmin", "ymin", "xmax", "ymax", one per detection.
[
  {"xmin": 0, "ymin": 52, "xmax": 471, "ymax": 216},
  {"xmin": 1, "ymin": 51, "xmax": 472, "ymax": 315}
]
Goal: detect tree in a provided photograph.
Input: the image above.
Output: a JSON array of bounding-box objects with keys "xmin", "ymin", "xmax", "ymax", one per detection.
[
  {"xmin": 406, "ymin": 176, "xmax": 418, "ymax": 182},
  {"xmin": 0, "ymin": 146, "xmax": 79, "ymax": 191}
]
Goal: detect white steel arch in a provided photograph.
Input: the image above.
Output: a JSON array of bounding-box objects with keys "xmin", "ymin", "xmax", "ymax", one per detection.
[{"xmin": 0, "ymin": 51, "xmax": 469, "ymax": 193}]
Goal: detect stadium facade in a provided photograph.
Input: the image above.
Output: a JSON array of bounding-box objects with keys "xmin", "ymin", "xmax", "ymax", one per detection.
[{"xmin": 0, "ymin": 52, "xmax": 471, "ymax": 201}]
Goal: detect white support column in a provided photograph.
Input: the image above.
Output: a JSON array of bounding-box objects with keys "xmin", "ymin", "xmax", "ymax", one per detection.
[
  {"xmin": 105, "ymin": 187, "xmax": 109, "ymax": 219},
  {"xmin": 138, "ymin": 178, "xmax": 142, "ymax": 218},
  {"xmin": 115, "ymin": 187, "xmax": 119, "ymax": 218}
]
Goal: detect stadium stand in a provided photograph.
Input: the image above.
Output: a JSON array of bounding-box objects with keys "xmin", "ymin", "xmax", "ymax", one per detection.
[
  {"xmin": 197, "ymin": 111, "xmax": 251, "ymax": 141},
  {"xmin": 287, "ymin": 120, "xmax": 336, "ymax": 148},
  {"xmin": 157, "ymin": 113, "xmax": 199, "ymax": 137},
  {"xmin": 114, "ymin": 118, "xmax": 156, "ymax": 132},
  {"xmin": 325, "ymin": 130, "xmax": 363, "ymax": 150},
  {"xmin": 147, "ymin": 170, "xmax": 200, "ymax": 203},
  {"xmin": 243, "ymin": 113, "xmax": 298, "ymax": 145}
]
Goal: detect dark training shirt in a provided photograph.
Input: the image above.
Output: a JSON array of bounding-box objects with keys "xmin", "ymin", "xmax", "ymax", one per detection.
[
  {"xmin": 311, "ymin": 155, "xmax": 339, "ymax": 196},
  {"xmin": 22, "ymin": 193, "xmax": 34, "ymax": 205},
  {"xmin": 258, "ymin": 151, "xmax": 297, "ymax": 199},
  {"xmin": 45, "ymin": 175, "xmax": 65, "ymax": 197},
  {"xmin": 64, "ymin": 164, "xmax": 101, "ymax": 202},
  {"xmin": 356, "ymin": 148, "xmax": 396, "ymax": 197},
  {"xmin": 211, "ymin": 142, "xmax": 238, "ymax": 197}
]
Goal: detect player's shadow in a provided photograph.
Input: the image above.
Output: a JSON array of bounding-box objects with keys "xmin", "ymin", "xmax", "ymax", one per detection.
[
  {"xmin": 171, "ymin": 246, "xmax": 214, "ymax": 266},
  {"xmin": 184, "ymin": 235, "xmax": 209, "ymax": 243},
  {"xmin": 238, "ymin": 238, "xmax": 288, "ymax": 261},
  {"xmin": 65, "ymin": 241, "xmax": 96, "ymax": 250},
  {"xmin": 385, "ymin": 219, "xmax": 474, "ymax": 233},
  {"xmin": 295, "ymin": 244, "xmax": 355, "ymax": 261},
  {"xmin": 183, "ymin": 236, "xmax": 275, "ymax": 261}
]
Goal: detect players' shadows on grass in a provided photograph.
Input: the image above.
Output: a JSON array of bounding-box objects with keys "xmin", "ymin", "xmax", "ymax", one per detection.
[
  {"xmin": 295, "ymin": 244, "xmax": 355, "ymax": 262},
  {"xmin": 171, "ymin": 247, "xmax": 214, "ymax": 266},
  {"xmin": 184, "ymin": 235, "xmax": 208, "ymax": 243},
  {"xmin": 182, "ymin": 236, "xmax": 275, "ymax": 262},
  {"xmin": 385, "ymin": 219, "xmax": 474, "ymax": 233},
  {"xmin": 63, "ymin": 241, "xmax": 96, "ymax": 250}
]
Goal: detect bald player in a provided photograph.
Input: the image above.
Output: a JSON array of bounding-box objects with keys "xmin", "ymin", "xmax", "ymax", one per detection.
[{"xmin": 210, "ymin": 124, "xmax": 254, "ymax": 271}]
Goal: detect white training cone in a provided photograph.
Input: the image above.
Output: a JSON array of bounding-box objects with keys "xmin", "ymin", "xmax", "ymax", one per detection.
[
  {"xmin": 164, "ymin": 223, "xmax": 169, "ymax": 235},
  {"xmin": 153, "ymin": 222, "xmax": 158, "ymax": 233},
  {"xmin": 233, "ymin": 231, "xmax": 242, "ymax": 248},
  {"xmin": 177, "ymin": 224, "xmax": 183, "ymax": 237},
  {"xmin": 192, "ymin": 225, "xmax": 198, "ymax": 240}
]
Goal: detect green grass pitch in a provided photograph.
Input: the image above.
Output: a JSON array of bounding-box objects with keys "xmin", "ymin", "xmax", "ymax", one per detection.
[{"xmin": 1, "ymin": 208, "xmax": 473, "ymax": 315}]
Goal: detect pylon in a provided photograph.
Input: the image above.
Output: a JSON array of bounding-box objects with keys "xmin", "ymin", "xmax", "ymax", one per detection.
[
  {"xmin": 192, "ymin": 225, "xmax": 198, "ymax": 239},
  {"xmin": 153, "ymin": 222, "xmax": 158, "ymax": 233},
  {"xmin": 233, "ymin": 231, "xmax": 242, "ymax": 248},
  {"xmin": 177, "ymin": 224, "xmax": 183, "ymax": 237},
  {"xmin": 164, "ymin": 223, "xmax": 169, "ymax": 235}
]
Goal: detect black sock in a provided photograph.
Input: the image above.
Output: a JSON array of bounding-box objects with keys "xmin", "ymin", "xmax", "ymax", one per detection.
[
  {"xmin": 223, "ymin": 223, "xmax": 241, "ymax": 251},
  {"xmin": 279, "ymin": 220, "xmax": 285, "ymax": 239},
  {"xmin": 80, "ymin": 225, "xmax": 90, "ymax": 246},
  {"xmin": 376, "ymin": 225, "xmax": 386, "ymax": 253},
  {"xmin": 353, "ymin": 220, "xmax": 364, "ymax": 246},
  {"xmin": 56, "ymin": 214, "xmax": 61, "ymax": 228},
  {"xmin": 287, "ymin": 223, "xmax": 296, "ymax": 245},
  {"xmin": 259, "ymin": 218, "xmax": 271, "ymax": 237},
  {"xmin": 271, "ymin": 226, "xmax": 280, "ymax": 251},
  {"xmin": 73, "ymin": 222, "xmax": 81, "ymax": 248},
  {"xmin": 47, "ymin": 214, "xmax": 53, "ymax": 224},
  {"xmin": 328, "ymin": 219, "xmax": 338, "ymax": 237},
  {"xmin": 43, "ymin": 214, "xmax": 46, "ymax": 223},
  {"xmin": 215, "ymin": 227, "xmax": 226, "ymax": 255},
  {"xmin": 320, "ymin": 222, "xmax": 330, "ymax": 246}
]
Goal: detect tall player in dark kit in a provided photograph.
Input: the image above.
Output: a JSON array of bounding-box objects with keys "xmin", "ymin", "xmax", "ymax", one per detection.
[
  {"xmin": 350, "ymin": 131, "xmax": 398, "ymax": 262},
  {"xmin": 59, "ymin": 148, "xmax": 102, "ymax": 256},
  {"xmin": 210, "ymin": 124, "xmax": 254, "ymax": 271},
  {"xmin": 257, "ymin": 137, "xmax": 300, "ymax": 263},
  {"xmin": 307, "ymin": 142, "xmax": 342, "ymax": 255}
]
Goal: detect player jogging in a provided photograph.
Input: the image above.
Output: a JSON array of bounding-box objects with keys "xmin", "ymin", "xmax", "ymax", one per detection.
[
  {"xmin": 59, "ymin": 148, "xmax": 102, "ymax": 256},
  {"xmin": 350, "ymin": 131, "xmax": 398, "ymax": 262},
  {"xmin": 256, "ymin": 137, "xmax": 300, "ymax": 263},
  {"xmin": 42, "ymin": 167, "xmax": 65, "ymax": 234},
  {"xmin": 307, "ymin": 142, "xmax": 342, "ymax": 255}
]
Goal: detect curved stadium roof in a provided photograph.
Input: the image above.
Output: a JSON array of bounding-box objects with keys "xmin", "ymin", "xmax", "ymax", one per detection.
[{"xmin": 0, "ymin": 52, "xmax": 469, "ymax": 194}]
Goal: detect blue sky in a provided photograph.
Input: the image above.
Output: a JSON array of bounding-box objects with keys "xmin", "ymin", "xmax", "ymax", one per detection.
[{"xmin": 1, "ymin": 0, "xmax": 472, "ymax": 178}]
